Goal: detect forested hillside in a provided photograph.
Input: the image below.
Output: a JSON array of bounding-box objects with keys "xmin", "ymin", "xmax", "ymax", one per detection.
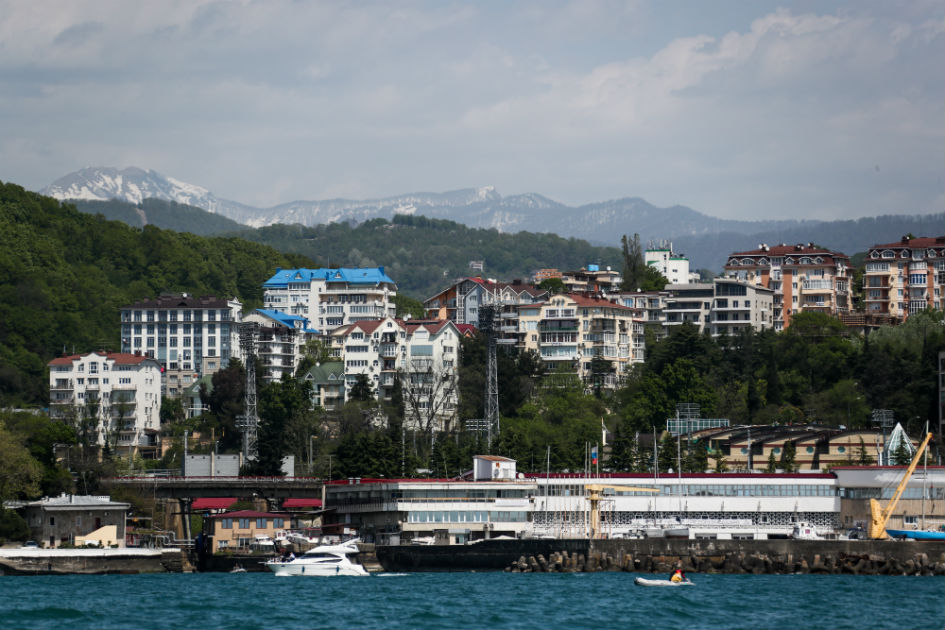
[
  {"xmin": 240, "ymin": 215, "xmax": 624, "ymax": 299},
  {"xmin": 73, "ymin": 198, "xmax": 245, "ymax": 236},
  {"xmin": 0, "ymin": 182, "xmax": 312, "ymax": 405}
]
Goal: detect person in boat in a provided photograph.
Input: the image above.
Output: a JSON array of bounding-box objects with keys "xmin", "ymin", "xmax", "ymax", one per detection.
[{"xmin": 670, "ymin": 568, "xmax": 687, "ymax": 583}]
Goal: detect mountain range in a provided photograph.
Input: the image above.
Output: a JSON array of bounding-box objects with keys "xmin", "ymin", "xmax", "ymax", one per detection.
[{"xmin": 42, "ymin": 166, "xmax": 943, "ymax": 271}]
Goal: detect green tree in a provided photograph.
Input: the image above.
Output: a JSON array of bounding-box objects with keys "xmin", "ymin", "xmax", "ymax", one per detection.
[
  {"xmin": 780, "ymin": 441, "xmax": 798, "ymax": 473},
  {"xmin": 890, "ymin": 440, "xmax": 913, "ymax": 466},
  {"xmin": 0, "ymin": 421, "xmax": 43, "ymax": 501},
  {"xmin": 765, "ymin": 450, "xmax": 778, "ymax": 473},
  {"xmin": 536, "ymin": 277, "xmax": 566, "ymax": 295},
  {"xmin": 349, "ymin": 373, "xmax": 374, "ymax": 402},
  {"xmin": 856, "ymin": 437, "xmax": 874, "ymax": 465}
]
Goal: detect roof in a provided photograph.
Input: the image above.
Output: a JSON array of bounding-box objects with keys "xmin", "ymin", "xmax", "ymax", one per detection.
[
  {"xmin": 254, "ymin": 309, "xmax": 319, "ymax": 333},
  {"xmin": 26, "ymin": 494, "xmax": 131, "ymax": 509},
  {"xmin": 282, "ymin": 498, "xmax": 323, "ymax": 509},
  {"xmin": 122, "ymin": 294, "xmax": 236, "ymax": 309},
  {"xmin": 726, "ymin": 243, "xmax": 849, "ymax": 264},
  {"xmin": 264, "ymin": 267, "xmax": 396, "ymax": 288},
  {"xmin": 192, "ymin": 497, "xmax": 237, "ymax": 510},
  {"xmin": 208, "ymin": 510, "xmax": 290, "ymax": 519},
  {"xmin": 869, "ymin": 236, "xmax": 945, "ymax": 251},
  {"xmin": 474, "ymin": 455, "xmax": 515, "ymax": 462},
  {"xmin": 302, "ymin": 361, "xmax": 345, "ymax": 382},
  {"xmin": 565, "ymin": 294, "xmax": 633, "ymax": 310},
  {"xmin": 48, "ymin": 352, "xmax": 161, "ymax": 367}
]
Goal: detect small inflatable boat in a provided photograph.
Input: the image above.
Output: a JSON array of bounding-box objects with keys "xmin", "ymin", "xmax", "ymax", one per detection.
[{"xmin": 634, "ymin": 577, "xmax": 694, "ymax": 587}]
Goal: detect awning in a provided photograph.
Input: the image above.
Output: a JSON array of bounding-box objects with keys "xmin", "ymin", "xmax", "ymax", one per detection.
[
  {"xmin": 192, "ymin": 497, "xmax": 237, "ymax": 510},
  {"xmin": 282, "ymin": 498, "xmax": 322, "ymax": 509}
]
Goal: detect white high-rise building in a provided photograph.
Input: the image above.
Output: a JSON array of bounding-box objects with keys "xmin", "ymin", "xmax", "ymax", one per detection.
[
  {"xmin": 48, "ymin": 352, "xmax": 162, "ymax": 458},
  {"xmin": 645, "ymin": 240, "xmax": 693, "ymax": 285},
  {"xmin": 263, "ymin": 267, "xmax": 397, "ymax": 331}
]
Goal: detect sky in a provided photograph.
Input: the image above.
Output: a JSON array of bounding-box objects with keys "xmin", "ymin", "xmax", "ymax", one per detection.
[{"xmin": 0, "ymin": 0, "xmax": 942, "ymax": 221}]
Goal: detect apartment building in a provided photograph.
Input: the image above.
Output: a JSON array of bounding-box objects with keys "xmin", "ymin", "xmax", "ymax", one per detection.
[
  {"xmin": 241, "ymin": 309, "xmax": 319, "ymax": 383},
  {"xmin": 423, "ymin": 277, "xmax": 546, "ymax": 328},
  {"xmin": 120, "ymin": 294, "xmax": 242, "ymax": 397},
  {"xmin": 263, "ymin": 267, "xmax": 397, "ymax": 331},
  {"xmin": 48, "ymin": 352, "xmax": 162, "ymax": 458},
  {"xmin": 516, "ymin": 294, "xmax": 643, "ymax": 388},
  {"xmin": 329, "ymin": 317, "xmax": 461, "ymax": 433},
  {"xmin": 723, "ymin": 243, "xmax": 851, "ymax": 330},
  {"xmin": 645, "ymin": 240, "xmax": 694, "ymax": 285},
  {"xmin": 660, "ymin": 279, "xmax": 772, "ymax": 336},
  {"xmin": 560, "ymin": 265, "xmax": 623, "ymax": 294},
  {"xmin": 863, "ymin": 236, "xmax": 945, "ymax": 320}
]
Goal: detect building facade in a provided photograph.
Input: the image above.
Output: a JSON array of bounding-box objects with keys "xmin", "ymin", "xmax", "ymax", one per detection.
[
  {"xmin": 863, "ymin": 236, "xmax": 945, "ymax": 320},
  {"xmin": 516, "ymin": 294, "xmax": 643, "ymax": 388},
  {"xmin": 723, "ymin": 243, "xmax": 851, "ymax": 330},
  {"xmin": 263, "ymin": 267, "xmax": 397, "ymax": 331},
  {"xmin": 241, "ymin": 309, "xmax": 319, "ymax": 383},
  {"xmin": 645, "ymin": 240, "xmax": 693, "ymax": 285},
  {"xmin": 120, "ymin": 294, "xmax": 242, "ymax": 397},
  {"xmin": 330, "ymin": 318, "xmax": 461, "ymax": 433},
  {"xmin": 48, "ymin": 352, "xmax": 162, "ymax": 457},
  {"xmin": 23, "ymin": 494, "xmax": 130, "ymax": 549}
]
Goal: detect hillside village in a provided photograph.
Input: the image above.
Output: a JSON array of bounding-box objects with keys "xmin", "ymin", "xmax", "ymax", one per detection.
[{"xmin": 44, "ymin": 234, "xmax": 945, "ymax": 473}]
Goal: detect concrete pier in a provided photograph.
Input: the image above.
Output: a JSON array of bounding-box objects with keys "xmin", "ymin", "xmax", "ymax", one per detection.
[
  {"xmin": 0, "ymin": 548, "xmax": 187, "ymax": 575},
  {"xmin": 376, "ymin": 538, "xmax": 945, "ymax": 576}
]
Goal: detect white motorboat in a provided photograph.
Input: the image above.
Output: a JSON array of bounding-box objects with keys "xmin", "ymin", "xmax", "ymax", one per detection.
[
  {"xmin": 265, "ymin": 539, "xmax": 369, "ymax": 577},
  {"xmin": 634, "ymin": 576, "xmax": 694, "ymax": 587}
]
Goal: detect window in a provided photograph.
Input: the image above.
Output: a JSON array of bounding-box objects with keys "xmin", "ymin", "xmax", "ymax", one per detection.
[
  {"xmin": 238, "ymin": 518, "xmax": 250, "ymax": 529},
  {"xmin": 256, "ymin": 518, "xmax": 267, "ymax": 529},
  {"xmin": 221, "ymin": 518, "xmax": 233, "ymax": 529}
]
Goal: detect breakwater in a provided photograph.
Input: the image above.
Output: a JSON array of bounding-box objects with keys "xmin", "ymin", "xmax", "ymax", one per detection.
[
  {"xmin": 377, "ymin": 538, "xmax": 945, "ymax": 576},
  {"xmin": 0, "ymin": 548, "xmax": 188, "ymax": 575}
]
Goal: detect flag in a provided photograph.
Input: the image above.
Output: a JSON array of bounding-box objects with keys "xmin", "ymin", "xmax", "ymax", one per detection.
[{"xmin": 591, "ymin": 444, "xmax": 598, "ymax": 466}]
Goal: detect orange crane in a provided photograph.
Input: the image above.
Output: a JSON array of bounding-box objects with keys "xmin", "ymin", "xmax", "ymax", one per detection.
[
  {"xmin": 586, "ymin": 483, "xmax": 660, "ymax": 539},
  {"xmin": 868, "ymin": 432, "xmax": 934, "ymax": 539}
]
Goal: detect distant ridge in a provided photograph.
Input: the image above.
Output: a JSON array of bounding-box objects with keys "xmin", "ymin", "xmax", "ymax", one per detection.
[{"xmin": 43, "ymin": 166, "xmax": 943, "ymax": 270}]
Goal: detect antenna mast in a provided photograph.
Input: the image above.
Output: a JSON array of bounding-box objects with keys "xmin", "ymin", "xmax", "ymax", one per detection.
[{"xmin": 479, "ymin": 304, "xmax": 499, "ymax": 446}]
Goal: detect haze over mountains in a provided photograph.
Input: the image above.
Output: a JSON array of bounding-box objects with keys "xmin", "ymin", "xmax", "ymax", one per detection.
[{"xmin": 43, "ymin": 166, "xmax": 943, "ymax": 271}]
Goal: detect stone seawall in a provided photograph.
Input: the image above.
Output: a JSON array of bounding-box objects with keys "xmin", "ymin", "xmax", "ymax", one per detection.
[
  {"xmin": 0, "ymin": 548, "xmax": 187, "ymax": 575},
  {"xmin": 377, "ymin": 538, "xmax": 945, "ymax": 576}
]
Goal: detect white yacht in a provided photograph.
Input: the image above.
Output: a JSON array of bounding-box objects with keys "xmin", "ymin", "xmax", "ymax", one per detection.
[{"xmin": 265, "ymin": 539, "xmax": 369, "ymax": 577}]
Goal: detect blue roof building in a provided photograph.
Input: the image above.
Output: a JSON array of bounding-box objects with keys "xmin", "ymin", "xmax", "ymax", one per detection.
[{"xmin": 263, "ymin": 267, "xmax": 398, "ymax": 332}]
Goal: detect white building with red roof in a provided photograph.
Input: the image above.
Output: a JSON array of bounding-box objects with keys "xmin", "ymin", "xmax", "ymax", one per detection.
[
  {"xmin": 330, "ymin": 317, "xmax": 461, "ymax": 433},
  {"xmin": 864, "ymin": 235, "xmax": 945, "ymax": 320},
  {"xmin": 723, "ymin": 242, "xmax": 852, "ymax": 330},
  {"xmin": 48, "ymin": 352, "xmax": 162, "ymax": 458}
]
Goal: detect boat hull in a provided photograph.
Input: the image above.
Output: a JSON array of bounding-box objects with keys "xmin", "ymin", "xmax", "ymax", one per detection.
[
  {"xmin": 885, "ymin": 529, "xmax": 945, "ymax": 541},
  {"xmin": 265, "ymin": 561, "xmax": 368, "ymax": 577},
  {"xmin": 634, "ymin": 577, "xmax": 694, "ymax": 587}
]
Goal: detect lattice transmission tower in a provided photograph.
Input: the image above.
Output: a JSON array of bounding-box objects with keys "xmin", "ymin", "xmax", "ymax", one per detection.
[
  {"xmin": 478, "ymin": 304, "xmax": 500, "ymax": 446},
  {"xmin": 236, "ymin": 322, "xmax": 260, "ymax": 462}
]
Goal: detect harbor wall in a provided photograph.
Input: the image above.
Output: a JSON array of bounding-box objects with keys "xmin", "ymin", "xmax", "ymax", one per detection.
[
  {"xmin": 376, "ymin": 539, "xmax": 945, "ymax": 576},
  {"xmin": 0, "ymin": 548, "xmax": 188, "ymax": 575}
]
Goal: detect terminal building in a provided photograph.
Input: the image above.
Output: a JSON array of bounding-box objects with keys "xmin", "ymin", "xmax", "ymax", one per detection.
[{"xmin": 323, "ymin": 456, "xmax": 945, "ymax": 544}]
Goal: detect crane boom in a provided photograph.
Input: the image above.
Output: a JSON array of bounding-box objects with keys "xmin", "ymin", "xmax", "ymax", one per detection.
[{"xmin": 868, "ymin": 432, "xmax": 933, "ymax": 539}]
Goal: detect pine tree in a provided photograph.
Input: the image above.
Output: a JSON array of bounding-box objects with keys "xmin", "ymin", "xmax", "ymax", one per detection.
[
  {"xmin": 765, "ymin": 450, "xmax": 778, "ymax": 473},
  {"xmin": 780, "ymin": 441, "xmax": 798, "ymax": 473},
  {"xmin": 856, "ymin": 437, "xmax": 874, "ymax": 465}
]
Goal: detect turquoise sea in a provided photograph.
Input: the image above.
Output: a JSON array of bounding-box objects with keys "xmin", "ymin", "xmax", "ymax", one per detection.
[{"xmin": 0, "ymin": 572, "xmax": 942, "ymax": 630}]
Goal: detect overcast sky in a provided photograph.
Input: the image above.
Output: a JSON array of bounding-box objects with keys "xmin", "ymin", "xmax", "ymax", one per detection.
[{"xmin": 1, "ymin": 1, "xmax": 942, "ymax": 221}]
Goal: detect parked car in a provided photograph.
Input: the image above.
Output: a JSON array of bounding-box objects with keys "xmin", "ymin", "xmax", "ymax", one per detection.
[{"xmin": 21, "ymin": 540, "xmax": 39, "ymax": 548}]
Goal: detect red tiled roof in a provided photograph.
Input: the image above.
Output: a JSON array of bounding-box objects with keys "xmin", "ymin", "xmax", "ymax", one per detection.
[
  {"xmin": 869, "ymin": 236, "xmax": 945, "ymax": 250},
  {"xmin": 728, "ymin": 243, "xmax": 848, "ymax": 259},
  {"xmin": 567, "ymin": 294, "xmax": 632, "ymax": 310},
  {"xmin": 282, "ymin": 498, "xmax": 323, "ymax": 508},
  {"xmin": 192, "ymin": 498, "xmax": 237, "ymax": 510}
]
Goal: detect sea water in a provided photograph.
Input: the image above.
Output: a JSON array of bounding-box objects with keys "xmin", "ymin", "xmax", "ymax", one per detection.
[{"xmin": 0, "ymin": 572, "xmax": 942, "ymax": 630}]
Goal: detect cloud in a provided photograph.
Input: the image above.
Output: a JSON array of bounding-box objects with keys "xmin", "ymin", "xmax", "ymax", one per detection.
[{"xmin": 0, "ymin": 1, "xmax": 941, "ymax": 220}]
